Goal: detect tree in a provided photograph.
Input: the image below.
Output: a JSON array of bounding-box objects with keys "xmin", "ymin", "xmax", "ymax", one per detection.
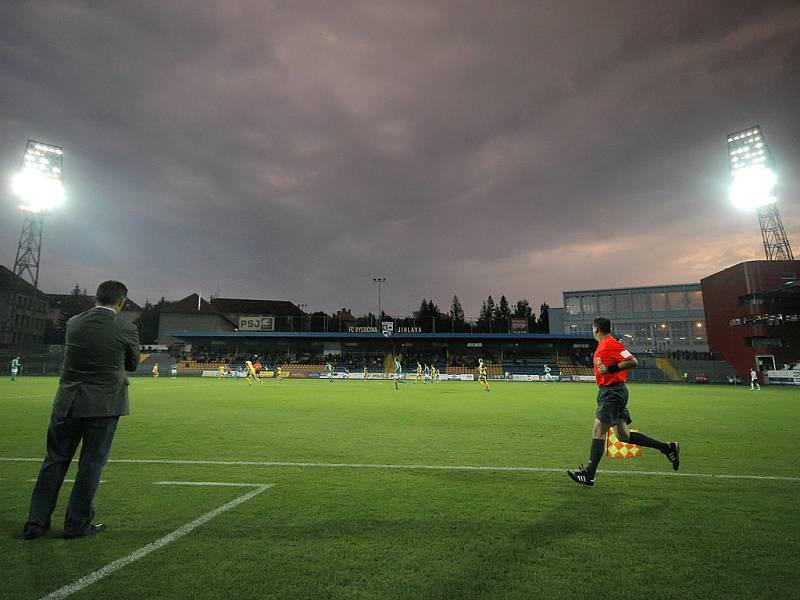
[
  {"xmin": 538, "ymin": 302, "xmax": 551, "ymax": 333},
  {"xmin": 414, "ymin": 298, "xmax": 430, "ymax": 319},
  {"xmin": 51, "ymin": 284, "xmax": 91, "ymax": 344},
  {"xmin": 477, "ymin": 295, "xmax": 496, "ymax": 331},
  {"xmin": 495, "ymin": 295, "xmax": 512, "ymax": 330},
  {"xmin": 135, "ymin": 298, "xmax": 166, "ymax": 344},
  {"xmin": 449, "ymin": 295, "xmax": 465, "ymax": 324},
  {"xmin": 513, "ymin": 298, "xmax": 533, "ymax": 318}
]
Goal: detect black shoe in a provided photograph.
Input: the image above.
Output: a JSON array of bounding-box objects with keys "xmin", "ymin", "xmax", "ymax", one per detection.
[
  {"xmin": 567, "ymin": 464, "xmax": 596, "ymax": 488},
  {"xmin": 23, "ymin": 524, "xmax": 49, "ymax": 540},
  {"xmin": 665, "ymin": 442, "xmax": 680, "ymax": 471},
  {"xmin": 63, "ymin": 523, "xmax": 107, "ymax": 539}
]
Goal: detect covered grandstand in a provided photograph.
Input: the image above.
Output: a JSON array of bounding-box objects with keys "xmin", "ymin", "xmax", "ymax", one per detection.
[{"xmin": 160, "ymin": 330, "xmax": 597, "ymax": 379}]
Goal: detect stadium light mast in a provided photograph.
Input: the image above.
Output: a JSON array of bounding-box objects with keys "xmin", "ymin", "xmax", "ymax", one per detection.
[
  {"xmin": 372, "ymin": 277, "xmax": 386, "ymax": 319},
  {"xmin": 727, "ymin": 126, "xmax": 793, "ymax": 260},
  {"xmin": 11, "ymin": 140, "xmax": 65, "ymax": 288}
]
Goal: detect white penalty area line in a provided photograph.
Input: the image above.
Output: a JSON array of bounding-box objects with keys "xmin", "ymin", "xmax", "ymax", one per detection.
[
  {"xmin": 3, "ymin": 456, "xmax": 798, "ymax": 483},
  {"xmin": 39, "ymin": 481, "xmax": 272, "ymax": 600}
]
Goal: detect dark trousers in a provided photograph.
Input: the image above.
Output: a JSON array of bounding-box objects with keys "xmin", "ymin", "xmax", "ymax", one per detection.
[{"xmin": 25, "ymin": 411, "xmax": 119, "ymax": 534}]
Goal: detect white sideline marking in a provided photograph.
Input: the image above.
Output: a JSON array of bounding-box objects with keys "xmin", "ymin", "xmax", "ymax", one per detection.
[
  {"xmin": 3, "ymin": 456, "xmax": 798, "ymax": 482},
  {"xmin": 39, "ymin": 481, "xmax": 272, "ymax": 600},
  {"xmin": 154, "ymin": 480, "xmax": 265, "ymax": 487},
  {"xmin": 26, "ymin": 479, "xmax": 105, "ymax": 483}
]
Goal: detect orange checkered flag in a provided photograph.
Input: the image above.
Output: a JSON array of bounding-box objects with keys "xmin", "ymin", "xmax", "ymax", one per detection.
[{"xmin": 606, "ymin": 428, "xmax": 642, "ymax": 458}]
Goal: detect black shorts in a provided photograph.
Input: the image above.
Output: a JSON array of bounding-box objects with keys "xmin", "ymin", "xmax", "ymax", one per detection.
[{"xmin": 596, "ymin": 383, "xmax": 632, "ymax": 426}]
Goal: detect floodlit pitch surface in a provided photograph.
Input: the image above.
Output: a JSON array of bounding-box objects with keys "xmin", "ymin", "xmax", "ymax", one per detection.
[{"xmin": 1, "ymin": 377, "xmax": 798, "ymax": 600}]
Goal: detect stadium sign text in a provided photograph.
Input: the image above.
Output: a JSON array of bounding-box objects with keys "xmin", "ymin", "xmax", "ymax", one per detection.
[
  {"xmin": 238, "ymin": 315, "xmax": 275, "ymax": 332},
  {"xmin": 348, "ymin": 326, "xmax": 379, "ymax": 333},
  {"xmin": 396, "ymin": 326, "xmax": 422, "ymax": 333}
]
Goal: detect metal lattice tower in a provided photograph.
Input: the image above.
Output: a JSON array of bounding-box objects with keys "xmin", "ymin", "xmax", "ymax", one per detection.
[
  {"xmin": 13, "ymin": 215, "xmax": 45, "ymax": 288},
  {"xmin": 757, "ymin": 204, "xmax": 794, "ymax": 260},
  {"xmin": 727, "ymin": 126, "xmax": 793, "ymax": 261},
  {"xmin": 10, "ymin": 140, "xmax": 64, "ymax": 289}
]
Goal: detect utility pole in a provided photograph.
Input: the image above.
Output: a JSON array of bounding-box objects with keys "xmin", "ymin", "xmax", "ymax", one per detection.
[{"xmin": 372, "ymin": 277, "xmax": 386, "ymax": 320}]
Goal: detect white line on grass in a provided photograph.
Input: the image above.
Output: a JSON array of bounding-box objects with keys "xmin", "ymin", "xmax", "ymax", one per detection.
[
  {"xmin": 39, "ymin": 481, "xmax": 272, "ymax": 600},
  {"xmin": 154, "ymin": 480, "xmax": 267, "ymax": 487},
  {"xmin": 26, "ymin": 479, "xmax": 105, "ymax": 483},
  {"xmin": 3, "ymin": 456, "xmax": 798, "ymax": 482}
]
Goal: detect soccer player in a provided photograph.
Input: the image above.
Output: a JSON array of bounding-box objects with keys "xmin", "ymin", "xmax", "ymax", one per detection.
[
  {"xmin": 170, "ymin": 362, "xmax": 178, "ymax": 378},
  {"xmin": 10, "ymin": 356, "xmax": 20, "ymax": 381},
  {"xmin": 750, "ymin": 368, "xmax": 761, "ymax": 391},
  {"xmin": 152, "ymin": 363, "xmax": 159, "ymax": 378},
  {"xmin": 504, "ymin": 371, "xmax": 510, "ymax": 382},
  {"xmin": 415, "ymin": 362, "xmax": 422, "ymax": 384},
  {"xmin": 218, "ymin": 364, "xmax": 226, "ymax": 379},
  {"xmin": 245, "ymin": 359, "xmax": 261, "ymax": 385},
  {"xmin": 567, "ymin": 318, "xmax": 680, "ymax": 488},
  {"xmin": 325, "ymin": 362, "xmax": 334, "ymax": 383},
  {"xmin": 431, "ymin": 365, "xmax": 438, "ymax": 383},
  {"xmin": 424, "ymin": 364, "xmax": 431, "ymax": 384},
  {"xmin": 363, "ymin": 365, "xmax": 368, "ymax": 379},
  {"xmin": 254, "ymin": 359, "xmax": 262, "ymax": 377},
  {"xmin": 394, "ymin": 357, "xmax": 404, "ymax": 390},
  {"xmin": 276, "ymin": 365, "xmax": 283, "ymax": 381},
  {"xmin": 543, "ymin": 364, "xmax": 554, "ymax": 385},
  {"xmin": 478, "ymin": 358, "xmax": 490, "ymax": 391}
]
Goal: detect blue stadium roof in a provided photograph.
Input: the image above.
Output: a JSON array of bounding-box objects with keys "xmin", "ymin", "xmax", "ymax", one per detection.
[{"xmin": 167, "ymin": 330, "xmax": 594, "ymax": 342}]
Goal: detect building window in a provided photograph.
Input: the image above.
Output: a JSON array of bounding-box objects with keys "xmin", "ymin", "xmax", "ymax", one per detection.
[
  {"xmin": 598, "ymin": 295, "xmax": 613, "ymax": 313},
  {"xmin": 748, "ymin": 336, "xmax": 782, "ymax": 348},
  {"xmin": 581, "ymin": 296, "xmax": 596, "ymax": 315},
  {"xmin": 650, "ymin": 292, "xmax": 667, "ymax": 311},
  {"xmin": 667, "ymin": 291, "xmax": 686, "ymax": 311},
  {"xmin": 687, "ymin": 290, "xmax": 703, "ymax": 310},
  {"xmin": 566, "ymin": 296, "xmax": 581, "ymax": 316},
  {"xmin": 670, "ymin": 321, "xmax": 689, "ymax": 342},
  {"xmin": 632, "ymin": 293, "xmax": 649, "ymax": 313},
  {"xmin": 614, "ymin": 294, "xmax": 631, "ymax": 314}
]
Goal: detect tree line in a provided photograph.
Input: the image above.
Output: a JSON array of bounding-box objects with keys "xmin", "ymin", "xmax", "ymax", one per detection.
[{"xmin": 409, "ymin": 294, "xmax": 551, "ymax": 333}]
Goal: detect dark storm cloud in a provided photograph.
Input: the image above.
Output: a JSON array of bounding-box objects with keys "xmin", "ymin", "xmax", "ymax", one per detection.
[{"xmin": 1, "ymin": 1, "xmax": 799, "ymax": 316}]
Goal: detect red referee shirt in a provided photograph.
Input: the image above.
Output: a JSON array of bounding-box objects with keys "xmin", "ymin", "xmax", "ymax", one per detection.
[{"xmin": 594, "ymin": 335, "xmax": 635, "ymax": 386}]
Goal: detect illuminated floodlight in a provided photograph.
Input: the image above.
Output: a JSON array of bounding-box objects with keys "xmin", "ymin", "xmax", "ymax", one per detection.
[
  {"xmin": 11, "ymin": 140, "xmax": 64, "ymax": 213},
  {"xmin": 730, "ymin": 165, "xmax": 777, "ymax": 209},
  {"xmin": 727, "ymin": 126, "xmax": 778, "ymax": 210}
]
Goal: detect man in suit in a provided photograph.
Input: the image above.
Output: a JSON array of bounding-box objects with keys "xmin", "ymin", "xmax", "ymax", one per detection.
[{"xmin": 23, "ymin": 280, "xmax": 139, "ymax": 539}]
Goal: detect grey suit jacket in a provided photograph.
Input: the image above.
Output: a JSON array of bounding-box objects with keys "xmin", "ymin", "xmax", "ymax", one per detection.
[{"xmin": 52, "ymin": 306, "xmax": 140, "ymax": 418}]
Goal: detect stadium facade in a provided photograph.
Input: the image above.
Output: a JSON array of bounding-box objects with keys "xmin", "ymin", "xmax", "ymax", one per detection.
[
  {"xmin": 0, "ymin": 265, "xmax": 49, "ymax": 346},
  {"xmin": 561, "ymin": 283, "xmax": 707, "ymax": 353},
  {"xmin": 701, "ymin": 260, "xmax": 800, "ymax": 375}
]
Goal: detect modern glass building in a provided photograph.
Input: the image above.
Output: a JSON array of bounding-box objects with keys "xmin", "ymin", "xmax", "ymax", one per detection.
[{"xmin": 562, "ymin": 283, "xmax": 707, "ymax": 352}]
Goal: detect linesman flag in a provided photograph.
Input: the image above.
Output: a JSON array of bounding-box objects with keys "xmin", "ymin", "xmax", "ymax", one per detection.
[{"xmin": 606, "ymin": 429, "xmax": 642, "ymax": 458}]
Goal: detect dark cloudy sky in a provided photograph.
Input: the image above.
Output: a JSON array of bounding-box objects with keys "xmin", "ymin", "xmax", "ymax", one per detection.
[{"xmin": 1, "ymin": 1, "xmax": 799, "ymax": 317}]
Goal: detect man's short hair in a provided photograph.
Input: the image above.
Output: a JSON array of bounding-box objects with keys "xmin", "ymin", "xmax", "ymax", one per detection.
[
  {"xmin": 96, "ymin": 280, "xmax": 128, "ymax": 306},
  {"xmin": 593, "ymin": 317, "xmax": 612, "ymax": 334}
]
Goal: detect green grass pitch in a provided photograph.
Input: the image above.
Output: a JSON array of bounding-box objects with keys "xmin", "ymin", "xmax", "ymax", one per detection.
[{"xmin": 1, "ymin": 377, "xmax": 799, "ymax": 599}]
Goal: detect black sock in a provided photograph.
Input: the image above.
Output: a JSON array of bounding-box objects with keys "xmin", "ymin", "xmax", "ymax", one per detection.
[
  {"xmin": 586, "ymin": 438, "xmax": 605, "ymax": 476},
  {"xmin": 628, "ymin": 432, "xmax": 670, "ymax": 453}
]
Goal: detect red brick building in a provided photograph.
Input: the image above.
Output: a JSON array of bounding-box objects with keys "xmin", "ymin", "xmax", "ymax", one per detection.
[{"xmin": 701, "ymin": 260, "xmax": 800, "ymax": 376}]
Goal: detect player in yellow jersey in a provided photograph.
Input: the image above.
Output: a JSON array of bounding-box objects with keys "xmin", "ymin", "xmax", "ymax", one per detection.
[
  {"xmin": 478, "ymin": 358, "xmax": 490, "ymax": 391},
  {"xmin": 276, "ymin": 366, "xmax": 283, "ymax": 381},
  {"xmin": 431, "ymin": 365, "xmax": 438, "ymax": 383},
  {"xmin": 218, "ymin": 364, "xmax": 226, "ymax": 379},
  {"xmin": 245, "ymin": 359, "xmax": 261, "ymax": 385},
  {"xmin": 152, "ymin": 364, "xmax": 159, "ymax": 378},
  {"xmin": 415, "ymin": 362, "xmax": 423, "ymax": 383}
]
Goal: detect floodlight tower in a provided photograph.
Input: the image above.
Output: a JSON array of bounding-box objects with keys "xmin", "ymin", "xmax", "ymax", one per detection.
[
  {"xmin": 727, "ymin": 126, "xmax": 793, "ymax": 260},
  {"xmin": 11, "ymin": 140, "xmax": 65, "ymax": 288}
]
